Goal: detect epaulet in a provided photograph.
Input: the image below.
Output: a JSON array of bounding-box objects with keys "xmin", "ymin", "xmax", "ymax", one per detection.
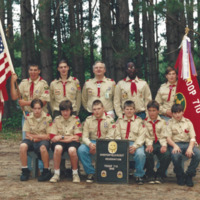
[
  {"xmin": 39, "ymin": 77, "xmax": 43, "ymax": 81},
  {"xmin": 144, "ymin": 117, "xmax": 148, "ymax": 121},
  {"xmin": 87, "ymin": 115, "xmax": 93, "ymax": 119},
  {"xmin": 73, "ymin": 77, "xmax": 77, "ymax": 80},
  {"xmin": 22, "ymin": 78, "xmax": 28, "ymax": 82},
  {"xmin": 46, "ymin": 113, "xmax": 50, "ymax": 117},
  {"xmin": 123, "ymin": 78, "xmax": 126, "ymax": 81},
  {"xmin": 55, "ymin": 115, "xmax": 61, "ymax": 120},
  {"xmin": 86, "ymin": 79, "xmax": 91, "ymax": 82},
  {"xmin": 26, "ymin": 113, "xmax": 30, "ymax": 116}
]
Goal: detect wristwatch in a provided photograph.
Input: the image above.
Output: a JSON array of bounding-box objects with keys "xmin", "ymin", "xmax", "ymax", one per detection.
[{"xmin": 61, "ymin": 135, "xmax": 64, "ymax": 140}]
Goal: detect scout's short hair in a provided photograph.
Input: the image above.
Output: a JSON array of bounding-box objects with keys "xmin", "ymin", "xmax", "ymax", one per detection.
[
  {"xmin": 56, "ymin": 58, "xmax": 70, "ymax": 79},
  {"xmin": 59, "ymin": 100, "xmax": 73, "ymax": 114},
  {"xmin": 92, "ymin": 61, "xmax": 106, "ymax": 70},
  {"xmin": 31, "ymin": 98, "xmax": 43, "ymax": 108},
  {"xmin": 28, "ymin": 63, "xmax": 40, "ymax": 70},
  {"xmin": 165, "ymin": 66, "xmax": 177, "ymax": 75},
  {"xmin": 171, "ymin": 104, "xmax": 184, "ymax": 113},
  {"xmin": 147, "ymin": 100, "xmax": 159, "ymax": 110},
  {"xmin": 123, "ymin": 100, "xmax": 135, "ymax": 109},
  {"xmin": 92, "ymin": 100, "xmax": 104, "ymax": 108}
]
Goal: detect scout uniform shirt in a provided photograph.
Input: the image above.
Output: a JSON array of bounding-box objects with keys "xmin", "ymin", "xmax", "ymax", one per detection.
[
  {"xmin": 144, "ymin": 116, "xmax": 167, "ymax": 146},
  {"xmin": 82, "ymin": 113, "xmax": 115, "ymax": 146},
  {"xmin": 50, "ymin": 115, "xmax": 82, "ymax": 137},
  {"xmin": 23, "ymin": 111, "xmax": 52, "ymax": 135},
  {"xmin": 155, "ymin": 81, "xmax": 177, "ymax": 115},
  {"xmin": 165, "ymin": 117, "xmax": 196, "ymax": 143},
  {"xmin": 115, "ymin": 115, "xmax": 146, "ymax": 149},
  {"xmin": 50, "ymin": 76, "xmax": 81, "ymax": 114},
  {"xmin": 114, "ymin": 76, "xmax": 152, "ymax": 117},
  {"xmin": 82, "ymin": 76, "xmax": 116, "ymax": 113},
  {"xmin": 19, "ymin": 76, "xmax": 50, "ymax": 112}
]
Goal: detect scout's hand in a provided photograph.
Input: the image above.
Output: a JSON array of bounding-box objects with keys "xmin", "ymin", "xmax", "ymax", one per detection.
[
  {"xmin": 11, "ymin": 73, "xmax": 18, "ymax": 83},
  {"xmin": 172, "ymin": 145, "xmax": 181, "ymax": 154},
  {"xmin": 89, "ymin": 143, "xmax": 96, "ymax": 155},
  {"xmin": 185, "ymin": 147, "xmax": 194, "ymax": 158},
  {"xmin": 51, "ymin": 135, "xmax": 61, "ymax": 143},
  {"xmin": 129, "ymin": 146, "xmax": 136, "ymax": 154},
  {"xmin": 160, "ymin": 146, "xmax": 167, "ymax": 153},
  {"xmin": 72, "ymin": 135, "xmax": 80, "ymax": 142},
  {"xmin": 145, "ymin": 145, "xmax": 153, "ymax": 153}
]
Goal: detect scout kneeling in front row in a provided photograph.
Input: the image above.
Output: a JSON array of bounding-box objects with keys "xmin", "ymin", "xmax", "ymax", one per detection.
[
  {"xmin": 144, "ymin": 100, "xmax": 171, "ymax": 184},
  {"xmin": 19, "ymin": 99, "xmax": 52, "ymax": 182},
  {"xmin": 115, "ymin": 100, "xmax": 146, "ymax": 185},
  {"xmin": 166, "ymin": 104, "xmax": 200, "ymax": 187},
  {"xmin": 50, "ymin": 100, "xmax": 82, "ymax": 183}
]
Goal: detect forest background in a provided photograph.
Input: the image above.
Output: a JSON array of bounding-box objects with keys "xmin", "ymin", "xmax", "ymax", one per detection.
[{"xmin": 1, "ymin": 0, "xmax": 200, "ymax": 131}]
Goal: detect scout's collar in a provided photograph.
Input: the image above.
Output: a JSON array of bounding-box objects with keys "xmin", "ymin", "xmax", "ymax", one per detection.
[
  {"xmin": 93, "ymin": 76, "xmax": 106, "ymax": 83},
  {"xmin": 57, "ymin": 76, "xmax": 73, "ymax": 83},
  {"xmin": 172, "ymin": 116, "xmax": 186, "ymax": 123},
  {"xmin": 166, "ymin": 81, "xmax": 177, "ymax": 87},
  {"xmin": 28, "ymin": 76, "xmax": 43, "ymax": 84},
  {"xmin": 30, "ymin": 111, "xmax": 46, "ymax": 119},
  {"xmin": 92, "ymin": 112, "xmax": 107, "ymax": 120},
  {"xmin": 123, "ymin": 114, "xmax": 137, "ymax": 121},
  {"xmin": 60, "ymin": 115, "xmax": 73, "ymax": 123},
  {"xmin": 145, "ymin": 115, "xmax": 162, "ymax": 122},
  {"xmin": 124, "ymin": 76, "xmax": 139, "ymax": 82}
]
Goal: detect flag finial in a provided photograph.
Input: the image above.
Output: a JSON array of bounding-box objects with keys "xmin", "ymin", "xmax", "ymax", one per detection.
[{"xmin": 185, "ymin": 27, "xmax": 190, "ymax": 36}]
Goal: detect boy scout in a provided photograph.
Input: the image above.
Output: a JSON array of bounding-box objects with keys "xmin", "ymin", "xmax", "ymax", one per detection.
[
  {"xmin": 144, "ymin": 100, "xmax": 171, "ymax": 184},
  {"xmin": 50, "ymin": 59, "xmax": 81, "ymax": 118},
  {"xmin": 166, "ymin": 104, "xmax": 200, "ymax": 187},
  {"xmin": 78, "ymin": 100, "xmax": 115, "ymax": 182},
  {"xmin": 155, "ymin": 67, "xmax": 177, "ymax": 121},
  {"xmin": 115, "ymin": 100, "xmax": 146, "ymax": 185},
  {"xmin": 50, "ymin": 100, "xmax": 82, "ymax": 183},
  {"xmin": 19, "ymin": 99, "xmax": 52, "ymax": 181},
  {"xmin": 82, "ymin": 61, "xmax": 116, "ymax": 118},
  {"xmin": 114, "ymin": 62, "xmax": 152, "ymax": 120},
  {"xmin": 11, "ymin": 63, "xmax": 50, "ymax": 139}
]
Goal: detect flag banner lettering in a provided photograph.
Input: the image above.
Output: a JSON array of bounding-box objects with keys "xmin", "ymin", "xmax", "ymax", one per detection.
[{"xmin": 175, "ymin": 35, "xmax": 200, "ymax": 144}]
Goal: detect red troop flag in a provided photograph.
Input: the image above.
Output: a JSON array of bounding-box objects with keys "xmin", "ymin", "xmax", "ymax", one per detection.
[
  {"xmin": 174, "ymin": 35, "xmax": 200, "ymax": 144},
  {"xmin": 0, "ymin": 20, "xmax": 13, "ymax": 130}
]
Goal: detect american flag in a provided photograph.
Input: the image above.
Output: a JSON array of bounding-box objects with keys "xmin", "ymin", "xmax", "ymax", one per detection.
[{"xmin": 0, "ymin": 26, "xmax": 12, "ymax": 130}]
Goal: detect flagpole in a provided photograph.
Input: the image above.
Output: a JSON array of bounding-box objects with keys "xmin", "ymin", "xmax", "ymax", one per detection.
[{"xmin": 0, "ymin": 19, "xmax": 15, "ymax": 73}]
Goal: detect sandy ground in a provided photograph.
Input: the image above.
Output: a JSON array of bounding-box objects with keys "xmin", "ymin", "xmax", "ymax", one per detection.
[{"xmin": 0, "ymin": 138, "xmax": 200, "ymax": 200}]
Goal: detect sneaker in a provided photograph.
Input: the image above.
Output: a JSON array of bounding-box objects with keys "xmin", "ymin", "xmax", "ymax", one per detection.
[
  {"xmin": 86, "ymin": 174, "xmax": 94, "ymax": 183},
  {"xmin": 135, "ymin": 177, "xmax": 144, "ymax": 185},
  {"xmin": 20, "ymin": 168, "xmax": 30, "ymax": 181},
  {"xmin": 38, "ymin": 169, "xmax": 52, "ymax": 182},
  {"xmin": 147, "ymin": 176, "xmax": 155, "ymax": 184},
  {"xmin": 73, "ymin": 174, "xmax": 80, "ymax": 183},
  {"xmin": 185, "ymin": 174, "xmax": 194, "ymax": 187},
  {"xmin": 155, "ymin": 176, "xmax": 164, "ymax": 184},
  {"xmin": 50, "ymin": 173, "xmax": 60, "ymax": 183},
  {"xmin": 176, "ymin": 175, "xmax": 185, "ymax": 186}
]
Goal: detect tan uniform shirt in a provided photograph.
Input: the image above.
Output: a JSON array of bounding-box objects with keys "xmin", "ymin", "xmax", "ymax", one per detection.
[
  {"xmin": 114, "ymin": 76, "xmax": 152, "ymax": 117},
  {"xmin": 115, "ymin": 115, "xmax": 146, "ymax": 149},
  {"xmin": 50, "ymin": 76, "xmax": 81, "ymax": 114},
  {"xmin": 82, "ymin": 76, "xmax": 116, "ymax": 112},
  {"xmin": 23, "ymin": 111, "xmax": 52, "ymax": 135},
  {"xmin": 19, "ymin": 76, "xmax": 50, "ymax": 112},
  {"xmin": 155, "ymin": 81, "xmax": 177, "ymax": 115},
  {"xmin": 165, "ymin": 117, "xmax": 196, "ymax": 142},
  {"xmin": 82, "ymin": 113, "xmax": 115, "ymax": 146},
  {"xmin": 50, "ymin": 115, "xmax": 82, "ymax": 137},
  {"xmin": 144, "ymin": 116, "xmax": 167, "ymax": 146}
]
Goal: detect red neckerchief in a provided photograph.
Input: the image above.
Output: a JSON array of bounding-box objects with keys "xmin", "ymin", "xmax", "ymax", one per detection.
[
  {"xmin": 96, "ymin": 81, "xmax": 103, "ymax": 97},
  {"xmin": 148, "ymin": 120, "xmax": 159, "ymax": 143},
  {"xmin": 167, "ymin": 84, "xmax": 176, "ymax": 101}
]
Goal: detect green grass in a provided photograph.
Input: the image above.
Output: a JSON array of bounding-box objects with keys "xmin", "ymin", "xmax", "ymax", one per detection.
[{"xmin": 0, "ymin": 130, "xmax": 21, "ymax": 141}]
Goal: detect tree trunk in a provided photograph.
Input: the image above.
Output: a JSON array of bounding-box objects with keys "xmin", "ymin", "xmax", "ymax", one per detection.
[
  {"xmin": 20, "ymin": 0, "xmax": 36, "ymax": 79},
  {"xmin": 68, "ymin": 0, "xmax": 84, "ymax": 87},
  {"xmin": 100, "ymin": 0, "xmax": 114, "ymax": 79},
  {"xmin": 89, "ymin": 0, "xmax": 94, "ymax": 77},
  {"xmin": 55, "ymin": 0, "xmax": 62, "ymax": 60},
  {"xmin": 113, "ymin": 0, "xmax": 129, "ymax": 82},
  {"xmin": 0, "ymin": 0, "xmax": 5, "ymax": 28},
  {"xmin": 39, "ymin": 0, "xmax": 53, "ymax": 84},
  {"xmin": 132, "ymin": 0, "xmax": 142, "ymax": 69}
]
